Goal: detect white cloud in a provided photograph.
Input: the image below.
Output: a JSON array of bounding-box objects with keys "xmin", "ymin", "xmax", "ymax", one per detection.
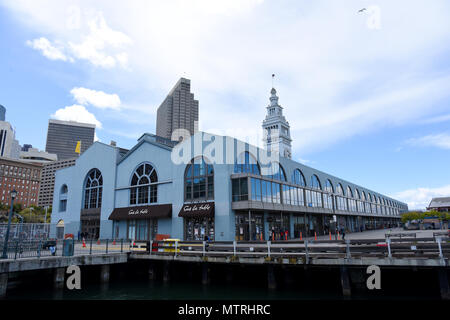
[
  {"xmin": 51, "ymin": 105, "xmax": 102, "ymax": 129},
  {"xmin": 4, "ymin": 0, "xmax": 450, "ymax": 154},
  {"xmin": 392, "ymin": 185, "xmax": 450, "ymax": 211},
  {"xmin": 26, "ymin": 37, "xmax": 71, "ymax": 62},
  {"xmin": 70, "ymin": 87, "xmax": 121, "ymax": 110},
  {"xmin": 406, "ymin": 133, "xmax": 450, "ymax": 150},
  {"xmin": 25, "ymin": 9, "xmax": 131, "ymax": 68}
]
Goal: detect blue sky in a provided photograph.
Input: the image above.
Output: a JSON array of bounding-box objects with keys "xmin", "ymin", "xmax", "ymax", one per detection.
[{"xmin": 1, "ymin": 0, "xmax": 450, "ymax": 209}]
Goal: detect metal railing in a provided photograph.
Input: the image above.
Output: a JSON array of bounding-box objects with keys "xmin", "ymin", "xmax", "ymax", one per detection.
[
  {"xmin": 130, "ymin": 236, "xmax": 450, "ymax": 261},
  {"xmin": 0, "ymin": 239, "xmax": 133, "ymax": 260}
]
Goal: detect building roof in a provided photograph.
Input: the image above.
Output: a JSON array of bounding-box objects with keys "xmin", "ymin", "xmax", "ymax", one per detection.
[
  {"xmin": 428, "ymin": 197, "xmax": 450, "ymax": 209},
  {"xmin": 48, "ymin": 119, "xmax": 96, "ymax": 128}
]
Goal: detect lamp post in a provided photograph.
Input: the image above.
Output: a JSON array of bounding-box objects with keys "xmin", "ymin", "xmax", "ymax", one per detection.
[{"xmin": 2, "ymin": 189, "xmax": 17, "ymax": 259}]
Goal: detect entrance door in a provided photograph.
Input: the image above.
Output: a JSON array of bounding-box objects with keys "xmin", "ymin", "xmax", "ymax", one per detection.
[
  {"xmin": 268, "ymin": 213, "xmax": 290, "ymax": 241},
  {"xmin": 235, "ymin": 212, "xmax": 264, "ymax": 241},
  {"xmin": 56, "ymin": 220, "xmax": 64, "ymax": 239}
]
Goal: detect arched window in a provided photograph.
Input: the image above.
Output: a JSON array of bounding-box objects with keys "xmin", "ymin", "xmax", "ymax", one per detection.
[
  {"xmin": 59, "ymin": 184, "xmax": 68, "ymax": 212},
  {"xmin": 306, "ymin": 174, "xmax": 322, "ymax": 208},
  {"xmin": 336, "ymin": 183, "xmax": 347, "ymax": 211},
  {"xmin": 234, "ymin": 152, "xmax": 260, "ymax": 175},
  {"xmin": 347, "ymin": 186, "xmax": 357, "ymax": 212},
  {"xmin": 130, "ymin": 163, "xmax": 158, "ymax": 205},
  {"xmin": 84, "ymin": 169, "xmax": 103, "ymax": 209},
  {"xmin": 185, "ymin": 157, "xmax": 214, "ymax": 201},
  {"xmin": 324, "ymin": 179, "xmax": 333, "ymax": 210},
  {"xmin": 265, "ymin": 162, "xmax": 286, "ymax": 181},
  {"xmin": 292, "ymin": 169, "xmax": 306, "ymax": 186},
  {"xmin": 310, "ymin": 175, "xmax": 322, "ymax": 190}
]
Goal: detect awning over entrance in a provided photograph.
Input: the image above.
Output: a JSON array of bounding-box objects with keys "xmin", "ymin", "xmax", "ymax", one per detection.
[
  {"xmin": 108, "ymin": 204, "xmax": 172, "ymax": 220},
  {"xmin": 179, "ymin": 202, "xmax": 215, "ymax": 218}
]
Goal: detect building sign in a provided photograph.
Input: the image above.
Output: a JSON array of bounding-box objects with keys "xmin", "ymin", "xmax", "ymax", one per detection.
[
  {"xmin": 108, "ymin": 204, "xmax": 172, "ymax": 220},
  {"xmin": 179, "ymin": 202, "xmax": 215, "ymax": 218}
]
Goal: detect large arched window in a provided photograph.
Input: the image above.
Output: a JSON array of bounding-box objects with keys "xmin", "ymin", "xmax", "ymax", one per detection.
[
  {"xmin": 324, "ymin": 179, "xmax": 333, "ymax": 210},
  {"xmin": 336, "ymin": 183, "xmax": 347, "ymax": 211},
  {"xmin": 347, "ymin": 186, "xmax": 357, "ymax": 212},
  {"xmin": 84, "ymin": 169, "xmax": 103, "ymax": 209},
  {"xmin": 265, "ymin": 162, "xmax": 286, "ymax": 181},
  {"xmin": 185, "ymin": 157, "xmax": 214, "ymax": 201},
  {"xmin": 59, "ymin": 184, "xmax": 68, "ymax": 212},
  {"xmin": 292, "ymin": 169, "xmax": 306, "ymax": 186},
  {"xmin": 234, "ymin": 152, "xmax": 260, "ymax": 175},
  {"xmin": 310, "ymin": 175, "xmax": 322, "ymax": 190},
  {"xmin": 130, "ymin": 163, "xmax": 158, "ymax": 205},
  {"xmin": 306, "ymin": 174, "xmax": 322, "ymax": 208}
]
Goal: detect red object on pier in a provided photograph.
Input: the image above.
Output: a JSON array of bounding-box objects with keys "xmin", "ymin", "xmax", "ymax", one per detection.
[
  {"xmin": 314, "ymin": 232, "xmax": 317, "ymax": 241},
  {"xmin": 300, "ymin": 232, "xmax": 302, "ymax": 241},
  {"xmin": 82, "ymin": 238, "xmax": 86, "ymax": 248}
]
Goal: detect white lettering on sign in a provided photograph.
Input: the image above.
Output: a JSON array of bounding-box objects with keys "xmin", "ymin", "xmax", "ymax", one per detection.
[
  {"xmin": 183, "ymin": 204, "xmax": 211, "ymax": 212},
  {"xmin": 128, "ymin": 208, "xmax": 149, "ymax": 215}
]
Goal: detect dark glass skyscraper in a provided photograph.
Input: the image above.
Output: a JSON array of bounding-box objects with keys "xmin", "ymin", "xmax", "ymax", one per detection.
[
  {"xmin": 45, "ymin": 119, "xmax": 95, "ymax": 160},
  {"xmin": 156, "ymin": 78, "xmax": 199, "ymax": 140}
]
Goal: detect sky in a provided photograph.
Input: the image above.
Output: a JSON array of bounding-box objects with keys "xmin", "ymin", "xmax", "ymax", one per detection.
[{"xmin": 1, "ymin": 0, "xmax": 450, "ymax": 210}]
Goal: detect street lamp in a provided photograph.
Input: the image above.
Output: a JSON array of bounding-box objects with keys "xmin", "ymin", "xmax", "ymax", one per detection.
[{"xmin": 2, "ymin": 189, "xmax": 17, "ymax": 259}]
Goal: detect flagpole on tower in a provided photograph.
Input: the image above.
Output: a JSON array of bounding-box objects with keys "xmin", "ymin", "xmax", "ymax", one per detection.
[{"xmin": 272, "ymin": 74, "xmax": 275, "ymax": 88}]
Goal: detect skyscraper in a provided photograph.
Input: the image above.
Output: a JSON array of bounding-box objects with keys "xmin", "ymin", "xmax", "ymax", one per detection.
[
  {"xmin": 45, "ymin": 119, "xmax": 95, "ymax": 160},
  {"xmin": 0, "ymin": 105, "xmax": 5, "ymax": 122},
  {"xmin": 156, "ymin": 78, "xmax": 199, "ymax": 140}
]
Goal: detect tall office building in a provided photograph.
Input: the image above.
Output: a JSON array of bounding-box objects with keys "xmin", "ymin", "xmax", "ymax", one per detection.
[
  {"xmin": 156, "ymin": 78, "xmax": 199, "ymax": 140},
  {"xmin": 45, "ymin": 119, "xmax": 95, "ymax": 160}
]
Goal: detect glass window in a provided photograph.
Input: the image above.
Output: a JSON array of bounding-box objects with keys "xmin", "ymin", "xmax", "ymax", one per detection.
[
  {"xmin": 185, "ymin": 157, "xmax": 214, "ymax": 201},
  {"xmin": 130, "ymin": 163, "xmax": 158, "ymax": 205},
  {"xmin": 292, "ymin": 169, "xmax": 306, "ymax": 186},
  {"xmin": 234, "ymin": 152, "xmax": 260, "ymax": 174},
  {"xmin": 83, "ymin": 169, "xmax": 103, "ymax": 209}
]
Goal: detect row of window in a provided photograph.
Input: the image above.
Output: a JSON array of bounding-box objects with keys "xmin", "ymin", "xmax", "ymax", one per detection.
[
  {"xmin": 232, "ymin": 177, "xmax": 400, "ymax": 216},
  {"xmin": 233, "ymin": 152, "xmax": 406, "ymax": 211}
]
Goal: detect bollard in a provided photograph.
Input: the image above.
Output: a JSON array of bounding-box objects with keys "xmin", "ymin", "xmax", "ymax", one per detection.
[
  {"xmin": 202, "ymin": 241, "xmax": 206, "ymax": 257},
  {"xmin": 121, "ymin": 239, "xmax": 123, "ymax": 253},
  {"xmin": 175, "ymin": 240, "xmax": 178, "ymax": 258},
  {"xmin": 90, "ymin": 238, "xmax": 93, "ymax": 255},
  {"xmin": 300, "ymin": 232, "xmax": 302, "ymax": 241},
  {"xmin": 329, "ymin": 232, "xmax": 332, "ymax": 241},
  {"xmin": 345, "ymin": 239, "xmax": 351, "ymax": 259},
  {"xmin": 37, "ymin": 239, "xmax": 41, "ymax": 258},
  {"xmin": 387, "ymin": 238, "xmax": 392, "ymax": 258},
  {"xmin": 14, "ymin": 240, "xmax": 18, "ymax": 260},
  {"xmin": 267, "ymin": 241, "xmax": 271, "ymax": 258},
  {"xmin": 106, "ymin": 239, "xmax": 109, "ymax": 254},
  {"xmin": 436, "ymin": 237, "xmax": 443, "ymax": 259},
  {"xmin": 304, "ymin": 240, "xmax": 309, "ymax": 263},
  {"xmin": 233, "ymin": 240, "xmax": 237, "ymax": 256},
  {"xmin": 149, "ymin": 240, "xmax": 153, "ymax": 255}
]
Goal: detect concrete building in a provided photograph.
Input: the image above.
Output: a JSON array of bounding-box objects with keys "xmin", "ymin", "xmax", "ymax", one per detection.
[
  {"xmin": 0, "ymin": 157, "xmax": 42, "ymax": 208},
  {"xmin": 45, "ymin": 119, "xmax": 95, "ymax": 160},
  {"xmin": 37, "ymin": 158, "xmax": 76, "ymax": 209},
  {"xmin": 20, "ymin": 148, "xmax": 57, "ymax": 164},
  {"xmin": 156, "ymin": 78, "xmax": 199, "ymax": 140},
  {"xmin": 427, "ymin": 197, "xmax": 450, "ymax": 212}
]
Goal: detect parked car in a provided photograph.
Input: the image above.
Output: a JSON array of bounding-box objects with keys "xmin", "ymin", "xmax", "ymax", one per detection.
[{"xmin": 42, "ymin": 239, "xmax": 57, "ymax": 249}]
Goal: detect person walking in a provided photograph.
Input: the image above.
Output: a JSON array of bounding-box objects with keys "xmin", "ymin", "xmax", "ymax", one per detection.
[{"xmin": 341, "ymin": 227, "xmax": 346, "ymax": 240}]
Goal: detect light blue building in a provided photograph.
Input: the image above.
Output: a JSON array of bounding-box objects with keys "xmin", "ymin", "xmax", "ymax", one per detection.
[{"xmin": 50, "ymin": 130, "xmax": 407, "ymax": 241}]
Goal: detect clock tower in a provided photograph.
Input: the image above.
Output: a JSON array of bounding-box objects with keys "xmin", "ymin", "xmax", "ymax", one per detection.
[{"xmin": 262, "ymin": 87, "xmax": 292, "ymax": 159}]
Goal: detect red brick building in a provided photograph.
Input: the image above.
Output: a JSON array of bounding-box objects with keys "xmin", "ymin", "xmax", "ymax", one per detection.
[{"xmin": 0, "ymin": 157, "xmax": 42, "ymax": 208}]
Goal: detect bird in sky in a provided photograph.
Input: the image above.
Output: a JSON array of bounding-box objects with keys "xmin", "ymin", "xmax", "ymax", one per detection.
[{"xmin": 358, "ymin": 8, "xmax": 367, "ymax": 13}]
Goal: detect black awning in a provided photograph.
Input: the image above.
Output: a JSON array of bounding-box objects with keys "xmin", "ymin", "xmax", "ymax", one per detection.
[
  {"xmin": 179, "ymin": 202, "xmax": 215, "ymax": 218},
  {"xmin": 108, "ymin": 204, "xmax": 172, "ymax": 220}
]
